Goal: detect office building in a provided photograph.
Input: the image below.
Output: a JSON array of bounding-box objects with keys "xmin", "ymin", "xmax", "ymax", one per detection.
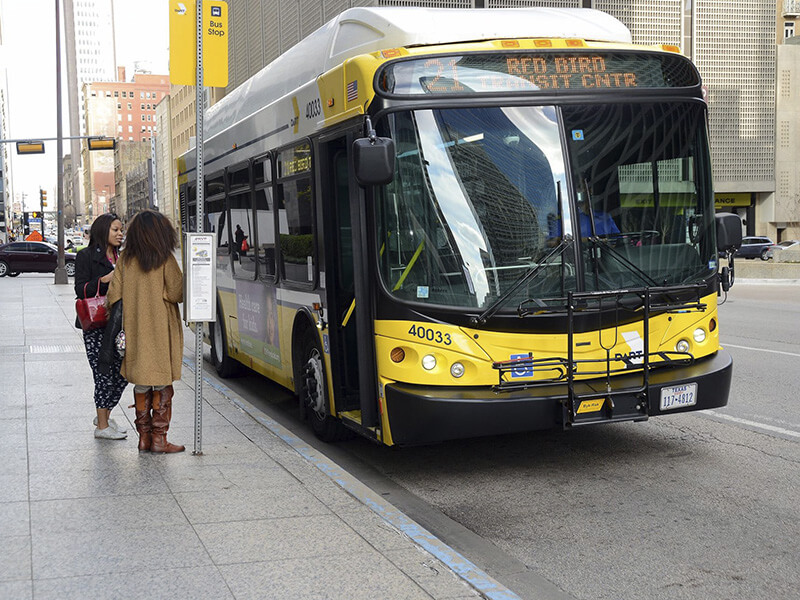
[
  {"xmin": 82, "ymin": 72, "xmax": 169, "ymax": 220},
  {"xmin": 218, "ymin": 0, "xmax": 788, "ymax": 238}
]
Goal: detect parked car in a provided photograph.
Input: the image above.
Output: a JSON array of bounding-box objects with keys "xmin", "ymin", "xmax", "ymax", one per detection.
[
  {"xmin": 735, "ymin": 236, "xmax": 774, "ymax": 261},
  {"xmin": 769, "ymin": 240, "xmax": 800, "ymax": 256},
  {"xmin": 0, "ymin": 241, "xmax": 77, "ymax": 277}
]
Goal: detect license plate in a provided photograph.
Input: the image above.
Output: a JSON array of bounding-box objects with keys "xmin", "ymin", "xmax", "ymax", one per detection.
[{"xmin": 660, "ymin": 382, "xmax": 698, "ymax": 411}]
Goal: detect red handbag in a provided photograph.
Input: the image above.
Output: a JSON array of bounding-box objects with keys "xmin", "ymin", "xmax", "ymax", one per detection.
[{"xmin": 76, "ymin": 280, "xmax": 109, "ymax": 331}]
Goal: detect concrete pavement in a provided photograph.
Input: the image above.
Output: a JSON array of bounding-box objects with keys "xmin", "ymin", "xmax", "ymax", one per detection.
[{"xmin": 0, "ymin": 275, "xmax": 519, "ymax": 600}]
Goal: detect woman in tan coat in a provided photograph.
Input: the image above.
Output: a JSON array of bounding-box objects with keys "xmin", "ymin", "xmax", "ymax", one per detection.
[{"xmin": 108, "ymin": 209, "xmax": 185, "ymax": 454}]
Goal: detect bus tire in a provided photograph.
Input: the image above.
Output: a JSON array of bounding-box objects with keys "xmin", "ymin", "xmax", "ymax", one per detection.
[
  {"xmin": 296, "ymin": 332, "xmax": 352, "ymax": 443},
  {"xmin": 210, "ymin": 308, "xmax": 242, "ymax": 378}
]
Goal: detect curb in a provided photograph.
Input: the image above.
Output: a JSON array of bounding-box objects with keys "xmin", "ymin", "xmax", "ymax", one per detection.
[
  {"xmin": 733, "ymin": 278, "xmax": 800, "ymax": 285},
  {"xmin": 182, "ymin": 356, "xmax": 523, "ymax": 600}
]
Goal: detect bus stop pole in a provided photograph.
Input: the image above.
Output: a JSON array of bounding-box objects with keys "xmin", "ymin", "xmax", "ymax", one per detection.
[{"xmin": 193, "ymin": 0, "xmax": 205, "ymax": 456}]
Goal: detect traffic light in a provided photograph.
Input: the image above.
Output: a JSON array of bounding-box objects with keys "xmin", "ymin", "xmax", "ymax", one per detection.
[
  {"xmin": 40, "ymin": 189, "xmax": 47, "ymax": 207},
  {"xmin": 87, "ymin": 137, "xmax": 115, "ymax": 151},
  {"xmin": 16, "ymin": 141, "xmax": 45, "ymax": 154}
]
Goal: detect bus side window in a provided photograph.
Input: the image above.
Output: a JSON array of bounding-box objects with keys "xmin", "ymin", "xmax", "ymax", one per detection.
[
  {"xmin": 206, "ymin": 194, "xmax": 229, "ymax": 255},
  {"xmin": 183, "ymin": 184, "xmax": 197, "ymax": 233},
  {"xmin": 227, "ymin": 164, "xmax": 257, "ymax": 279},
  {"xmin": 277, "ymin": 176, "xmax": 314, "ymax": 284},
  {"xmin": 255, "ymin": 156, "xmax": 276, "ymax": 280},
  {"xmin": 256, "ymin": 186, "xmax": 277, "ymax": 281}
]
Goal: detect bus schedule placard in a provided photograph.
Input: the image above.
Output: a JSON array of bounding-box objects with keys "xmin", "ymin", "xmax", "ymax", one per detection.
[
  {"xmin": 183, "ymin": 233, "xmax": 217, "ymax": 323},
  {"xmin": 379, "ymin": 51, "xmax": 699, "ymax": 96}
]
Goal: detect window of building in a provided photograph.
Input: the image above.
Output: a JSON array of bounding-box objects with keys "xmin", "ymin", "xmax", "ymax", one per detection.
[
  {"xmin": 140, "ymin": 92, "xmax": 144, "ymax": 98},
  {"xmin": 114, "ymin": 91, "xmax": 119, "ymax": 97},
  {"xmin": 786, "ymin": 22, "xmax": 796, "ymax": 39},
  {"xmin": 128, "ymin": 125, "xmax": 133, "ymax": 132},
  {"xmin": 140, "ymin": 104, "xmax": 145, "ymax": 110},
  {"xmin": 118, "ymin": 125, "xmax": 122, "ymax": 132},
  {"xmin": 141, "ymin": 115, "xmax": 145, "ymax": 121},
  {"xmin": 127, "ymin": 114, "xmax": 132, "ymax": 121},
  {"xmin": 128, "ymin": 103, "xmax": 132, "ymax": 109}
]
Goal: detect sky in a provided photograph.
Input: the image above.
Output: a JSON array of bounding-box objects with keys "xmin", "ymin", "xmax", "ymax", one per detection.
[{"xmin": 1, "ymin": 0, "xmax": 169, "ymax": 211}]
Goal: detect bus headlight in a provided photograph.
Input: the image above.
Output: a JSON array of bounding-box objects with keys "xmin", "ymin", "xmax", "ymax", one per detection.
[
  {"xmin": 693, "ymin": 328, "xmax": 706, "ymax": 343},
  {"xmin": 421, "ymin": 354, "xmax": 437, "ymax": 370},
  {"xmin": 450, "ymin": 362, "xmax": 465, "ymax": 378},
  {"xmin": 676, "ymin": 339, "xmax": 690, "ymax": 353}
]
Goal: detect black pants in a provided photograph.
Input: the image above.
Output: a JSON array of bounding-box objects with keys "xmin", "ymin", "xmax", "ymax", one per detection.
[{"xmin": 83, "ymin": 328, "xmax": 128, "ymax": 410}]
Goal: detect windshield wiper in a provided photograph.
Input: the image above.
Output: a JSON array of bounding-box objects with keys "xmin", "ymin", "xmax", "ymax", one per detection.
[
  {"xmin": 472, "ymin": 237, "xmax": 573, "ymax": 326},
  {"xmin": 588, "ymin": 236, "xmax": 660, "ymax": 287}
]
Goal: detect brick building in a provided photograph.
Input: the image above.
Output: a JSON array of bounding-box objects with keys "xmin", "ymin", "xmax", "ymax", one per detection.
[{"xmin": 81, "ymin": 70, "xmax": 169, "ymax": 221}]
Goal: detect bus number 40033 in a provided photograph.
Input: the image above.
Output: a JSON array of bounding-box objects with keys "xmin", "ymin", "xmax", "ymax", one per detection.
[
  {"xmin": 305, "ymin": 98, "xmax": 322, "ymax": 119},
  {"xmin": 408, "ymin": 324, "xmax": 452, "ymax": 346}
]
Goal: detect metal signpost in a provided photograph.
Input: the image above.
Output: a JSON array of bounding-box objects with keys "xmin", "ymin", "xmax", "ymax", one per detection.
[{"xmin": 170, "ymin": 0, "xmax": 228, "ymax": 455}]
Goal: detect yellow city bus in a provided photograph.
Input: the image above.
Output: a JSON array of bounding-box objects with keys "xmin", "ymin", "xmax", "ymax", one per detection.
[{"xmin": 178, "ymin": 7, "xmax": 742, "ymax": 446}]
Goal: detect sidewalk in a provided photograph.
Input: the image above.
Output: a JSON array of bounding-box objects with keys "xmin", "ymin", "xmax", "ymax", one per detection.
[{"xmin": 0, "ymin": 276, "xmax": 516, "ymax": 600}]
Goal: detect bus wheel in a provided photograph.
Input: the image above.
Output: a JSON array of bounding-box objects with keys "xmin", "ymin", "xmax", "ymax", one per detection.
[
  {"xmin": 210, "ymin": 310, "xmax": 242, "ymax": 378},
  {"xmin": 298, "ymin": 333, "xmax": 352, "ymax": 442}
]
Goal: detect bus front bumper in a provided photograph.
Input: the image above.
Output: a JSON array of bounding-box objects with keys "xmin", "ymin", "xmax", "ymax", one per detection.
[{"xmin": 383, "ymin": 349, "xmax": 732, "ymax": 446}]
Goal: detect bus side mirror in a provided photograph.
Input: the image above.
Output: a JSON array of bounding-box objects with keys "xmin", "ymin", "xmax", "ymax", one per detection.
[
  {"xmin": 353, "ymin": 137, "xmax": 395, "ymax": 187},
  {"xmin": 715, "ymin": 213, "xmax": 742, "ymax": 252}
]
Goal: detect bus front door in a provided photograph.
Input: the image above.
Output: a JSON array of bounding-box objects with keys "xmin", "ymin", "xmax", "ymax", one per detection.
[{"xmin": 320, "ymin": 135, "xmax": 379, "ymax": 430}]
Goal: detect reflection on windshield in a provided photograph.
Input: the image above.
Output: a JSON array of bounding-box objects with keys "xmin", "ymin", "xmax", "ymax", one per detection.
[
  {"xmin": 375, "ymin": 102, "xmax": 715, "ymax": 311},
  {"xmin": 377, "ymin": 106, "xmax": 570, "ymax": 309},
  {"xmin": 563, "ymin": 102, "xmax": 715, "ymax": 290}
]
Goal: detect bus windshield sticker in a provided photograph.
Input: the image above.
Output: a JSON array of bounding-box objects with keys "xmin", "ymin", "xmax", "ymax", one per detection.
[
  {"xmin": 416, "ymin": 285, "xmax": 429, "ymax": 299},
  {"xmin": 379, "ymin": 51, "xmax": 699, "ymax": 96},
  {"xmin": 572, "ymin": 130, "xmax": 584, "ymax": 141}
]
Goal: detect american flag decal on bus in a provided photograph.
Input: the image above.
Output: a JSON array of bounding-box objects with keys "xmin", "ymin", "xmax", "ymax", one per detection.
[{"xmin": 346, "ymin": 80, "xmax": 358, "ymax": 102}]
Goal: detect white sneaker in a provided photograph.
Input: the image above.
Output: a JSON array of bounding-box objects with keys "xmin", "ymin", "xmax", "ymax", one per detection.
[
  {"xmin": 94, "ymin": 426, "xmax": 127, "ymax": 440},
  {"xmin": 93, "ymin": 417, "xmax": 127, "ymax": 434}
]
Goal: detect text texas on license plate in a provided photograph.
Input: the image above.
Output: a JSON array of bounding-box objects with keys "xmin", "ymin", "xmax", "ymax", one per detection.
[{"xmin": 660, "ymin": 382, "xmax": 698, "ymax": 411}]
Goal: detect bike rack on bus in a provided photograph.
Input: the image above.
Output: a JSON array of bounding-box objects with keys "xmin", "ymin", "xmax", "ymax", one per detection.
[{"xmin": 491, "ymin": 284, "xmax": 707, "ymax": 427}]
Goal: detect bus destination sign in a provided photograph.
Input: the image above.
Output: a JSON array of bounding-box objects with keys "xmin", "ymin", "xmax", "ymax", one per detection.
[{"xmin": 379, "ymin": 51, "xmax": 699, "ymax": 96}]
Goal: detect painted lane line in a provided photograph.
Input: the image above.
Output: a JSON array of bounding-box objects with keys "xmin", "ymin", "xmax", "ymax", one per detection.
[
  {"xmin": 722, "ymin": 343, "xmax": 800, "ymax": 359},
  {"xmin": 182, "ymin": 357, "xmax": 524, "ymax": 600},
  {"xmin": 704, "ymin": 410, "xmax": 800, "ymax": 439}
]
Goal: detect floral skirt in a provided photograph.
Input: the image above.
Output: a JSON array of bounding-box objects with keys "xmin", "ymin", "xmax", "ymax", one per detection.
[{"xmin": 83, "ymin": 328, "xmax": 128, "ymax": 409}]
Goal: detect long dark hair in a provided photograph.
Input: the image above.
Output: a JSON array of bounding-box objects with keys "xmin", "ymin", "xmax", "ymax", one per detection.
[
  {"xmin": 88, "ymin": 213, "xmax": 119, "ymax": 250},
  {"xmin": 122, "ymin": 209, "xmax": 178, "ymax": 272}
]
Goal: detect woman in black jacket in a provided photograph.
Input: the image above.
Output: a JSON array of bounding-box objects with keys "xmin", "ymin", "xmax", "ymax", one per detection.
[{"xmin": 74, "ymin": 213, "xmax": 128, "ymax": 440}]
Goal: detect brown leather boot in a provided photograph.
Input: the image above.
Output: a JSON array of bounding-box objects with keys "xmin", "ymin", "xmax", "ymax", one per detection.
[
  {"xmin": 134, "ymin": 390, "xmax": 153, "ymax": 453},
  {"xmin": 150, "ymin": 386, "xmax": 184, "ymax": 454}
]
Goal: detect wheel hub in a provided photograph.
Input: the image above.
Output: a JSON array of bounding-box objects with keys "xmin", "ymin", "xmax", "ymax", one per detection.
[{"xmin": 304, "ymin": 349, "xmax": 325, "ymax": 418}]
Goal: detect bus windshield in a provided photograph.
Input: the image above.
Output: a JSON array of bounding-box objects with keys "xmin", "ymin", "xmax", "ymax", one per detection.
[{"xmin": 376, "ymin": 102, "xmax": 716, "ymax": 310}]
